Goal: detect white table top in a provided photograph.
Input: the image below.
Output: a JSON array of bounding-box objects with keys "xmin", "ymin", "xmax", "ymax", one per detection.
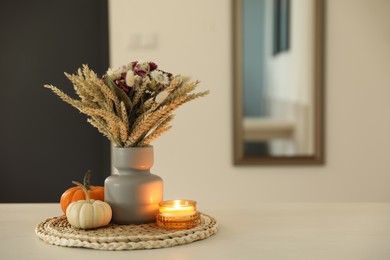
[{"xmin": 1, "ymin": 203, "xmax": 390, "ymax": 260}]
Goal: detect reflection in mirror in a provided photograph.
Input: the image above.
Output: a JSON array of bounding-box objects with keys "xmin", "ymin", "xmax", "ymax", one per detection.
[{"xmin": 233, "ymin": 0, "xmax": 324, "ymax": 164}]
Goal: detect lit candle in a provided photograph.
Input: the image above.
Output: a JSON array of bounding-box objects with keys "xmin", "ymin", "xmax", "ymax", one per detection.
[
  {"xmin": 159, "ymin": 200, "xmax": 196, "ymax": 217},
  {"xmin": 156, "ymin": 200, "xmax": 200, "ymax": 229}
]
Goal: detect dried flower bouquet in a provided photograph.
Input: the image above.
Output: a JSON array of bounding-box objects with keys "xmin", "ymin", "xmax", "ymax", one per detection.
[{"xmin": 45, "ymin": 61, "xmax": 209, "ymax": 147}]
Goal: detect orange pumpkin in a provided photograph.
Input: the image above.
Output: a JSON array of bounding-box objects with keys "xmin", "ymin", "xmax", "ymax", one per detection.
[{"xmin": 60, "ymin": 170, "xmax": 104, "ymax": 214}]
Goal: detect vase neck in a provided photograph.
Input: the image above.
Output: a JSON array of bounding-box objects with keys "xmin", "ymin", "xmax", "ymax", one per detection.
[{"xmin": 112, "ymin": 146, "xmax": 154, "ymax": 171}]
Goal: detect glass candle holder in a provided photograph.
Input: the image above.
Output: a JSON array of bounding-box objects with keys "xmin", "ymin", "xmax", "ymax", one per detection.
[{"xmin": 156, "ymin": 200, "xmax": 200, "ymax": 229}]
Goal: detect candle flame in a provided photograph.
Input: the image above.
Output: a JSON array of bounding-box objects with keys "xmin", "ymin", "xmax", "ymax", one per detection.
[{"xmin": 174, "ymin": 200, "xmax": 181, "ymax": 208}]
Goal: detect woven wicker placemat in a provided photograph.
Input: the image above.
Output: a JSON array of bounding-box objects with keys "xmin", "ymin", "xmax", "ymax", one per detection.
[{"xmin": 35, "ymin": 213, "xmax": 218, "ymax": 250}]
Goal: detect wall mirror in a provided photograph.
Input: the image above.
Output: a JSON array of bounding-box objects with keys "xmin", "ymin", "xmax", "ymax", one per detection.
[{"xmin": 233, "ymin": 0, "xmax": 324, "ymax": 164}]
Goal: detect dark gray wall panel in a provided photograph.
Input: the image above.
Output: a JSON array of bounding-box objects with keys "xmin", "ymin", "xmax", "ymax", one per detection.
[{"xmin": 0, "ymin": 0, "xmax": 110, "ymax": 202}]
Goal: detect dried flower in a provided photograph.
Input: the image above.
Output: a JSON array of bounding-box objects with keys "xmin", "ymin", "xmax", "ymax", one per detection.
[
  {"xmin": 133, "ymin": 61, "xmax": 150, "ymax": 76},
  {"xmin": 44, "ymin": 61, "xmax": 209, "ymax": 147},
  {"xmin": 125, "ymin": 70, "xmax": 135, "ymax": 86},
  {"xmin": 107, "ymin": 68, "xmax": 121, "ymax": 80},
  {"xmin": 150, "ymin": 70, "xmax": 169, "ymax": 85},
  {"xmin": 155, "ymin": 90, "xmax": 169, "ymax": 104},
  {"xmin": 149, "ymin": 62, "xmax": 158, "ymax": 71}
]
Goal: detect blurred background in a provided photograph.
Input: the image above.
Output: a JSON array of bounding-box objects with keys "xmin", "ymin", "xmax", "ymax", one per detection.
[{"xmin": 1, "ymin": 0, "xmax": 390, "ymax": 206}]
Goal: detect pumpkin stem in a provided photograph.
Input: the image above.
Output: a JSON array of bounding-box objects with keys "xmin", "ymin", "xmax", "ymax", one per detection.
[
  {"xmin": 83, "ymin": 170, "xmax": 92, "ymax": 190},
  {"xmin": 72, "ymin": 181, "xmax": 90, "ymax": 202}
]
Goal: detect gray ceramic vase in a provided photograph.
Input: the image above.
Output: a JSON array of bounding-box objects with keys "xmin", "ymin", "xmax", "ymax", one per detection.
[{"xmin": 105, "ymin": 146, "xmax": 163, "ymax": 224}]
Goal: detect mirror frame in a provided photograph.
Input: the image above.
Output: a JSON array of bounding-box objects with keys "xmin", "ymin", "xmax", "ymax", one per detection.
[{"xmin": 233, "ymin": 0, "xmax": 325, "ymax": 165}]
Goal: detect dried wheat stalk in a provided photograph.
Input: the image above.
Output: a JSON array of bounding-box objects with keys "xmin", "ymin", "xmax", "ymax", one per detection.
[{"xmin": 44, "ymin": 63, "xmax": 208, "ymax": 147}]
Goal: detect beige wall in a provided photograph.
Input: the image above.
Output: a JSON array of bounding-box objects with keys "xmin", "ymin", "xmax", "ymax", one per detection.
[{"xmin": 109, "ymin": 0, "xmax": 390, "ymax": 207}]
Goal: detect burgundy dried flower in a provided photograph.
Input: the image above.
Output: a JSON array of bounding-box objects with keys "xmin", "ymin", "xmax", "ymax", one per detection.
[
  {"xmin": 116, "ymin": 80, "xmax": 130, "ymax": 93},
  {"xmin": 131, "ymin": 61, "xmax": 138, "ymax": 69},
  {"xmin": 134, "ymin": 68, "xmax": 147, "ymax": 77},
  {"xmin": 149, "ymin": 62, "xmax": 158, "ymax": 71}
]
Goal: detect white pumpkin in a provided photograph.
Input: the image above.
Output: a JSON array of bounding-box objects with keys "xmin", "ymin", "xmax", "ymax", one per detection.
[{"xmin": 66, "ymin": 181, "xmax": 112, "ymax": 229}]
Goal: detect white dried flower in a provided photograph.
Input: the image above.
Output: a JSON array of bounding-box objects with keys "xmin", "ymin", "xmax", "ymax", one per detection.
[
  {"xmin": 137, "ymin": 61, "xmax": 150, "ymax": 72},
  {"xmin": 142, "ymin": 76, "xmax": 151, "ymax": 84},
  {"xmin": 107, "ymin": 68, "xmax": 126, "ymax": 80},
  {"xmin": 134, "ymin": 75, "xmax": 142, "ymax": 84},
  {"xmin": 125, "ymin": 70, "xmax": 135, "ymax": 86},
  {"xmin": 155, "ymin": 90, "xmax": 170, "ymax": 104},
  {"xmin": 107, "ymin": 68, "xmax": 114, "ymax": 76},
  {"xmin": 107, "ymin": 68, "xmax": 121, "ymax": 80},
  {"xmin": 150, "ymin": 70, "xmax": 169, "ymax": 85}
]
